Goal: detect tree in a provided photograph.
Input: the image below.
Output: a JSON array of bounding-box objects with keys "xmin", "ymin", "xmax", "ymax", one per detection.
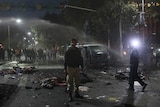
[
  {"xmin": 86, "ymin": 0, "xmax": 137, "ymax": 49},
  {"xmin": 31, "ymin": 23, "xmax": 83, "ymax": 48},
  {"xmin": 39, "ymin": 0, "xmax": 137, "ymax": 51}
]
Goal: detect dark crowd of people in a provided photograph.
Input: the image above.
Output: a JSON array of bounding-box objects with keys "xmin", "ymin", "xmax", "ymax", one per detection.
[{"xmin": 0, "ymin": 47, "xmax": 59, "ymax": 62}]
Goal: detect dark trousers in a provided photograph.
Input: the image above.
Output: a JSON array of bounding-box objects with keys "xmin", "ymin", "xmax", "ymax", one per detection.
[{"xmin": 129, "ymin": 64, "xmax": 145, "ymax": 89}]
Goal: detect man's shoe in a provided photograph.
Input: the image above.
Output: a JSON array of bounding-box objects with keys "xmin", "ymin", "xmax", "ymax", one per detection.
[
  {"xmin": 142, "ymin": 84, "xmax": 147, "ymax": 92},
  {"xmin": 127, "ymin": 87, "xmax": 134, "ymax": 91}
]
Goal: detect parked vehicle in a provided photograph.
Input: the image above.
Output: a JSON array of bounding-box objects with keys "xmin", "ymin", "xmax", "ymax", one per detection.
[
  {"xmin": 81, "ymin": 43, "xmax": 110, "ymax": 68},
  {"xmin": 65, "ymin": 43, "xmax": 110, "ymax": 68}
]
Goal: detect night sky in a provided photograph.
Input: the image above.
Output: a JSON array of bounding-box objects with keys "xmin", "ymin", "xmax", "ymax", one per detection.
[
  {"xmin": 0, "ymin": 0, "xmax": 64, "ymax": 18},
  {"xmin": 0, "ymin": 0, "xmax": 66, "ymax": 47}
]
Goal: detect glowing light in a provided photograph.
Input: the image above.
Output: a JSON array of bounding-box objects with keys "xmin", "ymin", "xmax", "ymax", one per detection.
[
  {"xmin": 130, "ymin": 39, "xmax": 141, "ymax": 48},
  {"xmin": 123, "ymin": 51, "xmax": 127, "ymax": 55},
  {"xmin": 16, "ymin": 19, "xmax": 22, "ymax": 23},
  {"xmin": 28, "ymin": 32, "xmax": 31, "ymax": 35}
]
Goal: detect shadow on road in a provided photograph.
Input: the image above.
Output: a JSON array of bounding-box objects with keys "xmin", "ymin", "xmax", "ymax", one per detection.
[
  {"xmin": 115, "ymin": 90, "xmax": 135, "ymax": 107},
  {"xmin": 0, "ymin": 84, "xmax": 17, "ymax": 107},
  {"xmin": 68, "ymin": 98, "xmax": 116, "ymax": 107}
]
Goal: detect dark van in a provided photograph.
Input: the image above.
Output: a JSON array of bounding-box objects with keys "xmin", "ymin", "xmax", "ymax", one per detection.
[{"xmin": 81, "ymin": 43, "xmax": 110, "ymax": 68}]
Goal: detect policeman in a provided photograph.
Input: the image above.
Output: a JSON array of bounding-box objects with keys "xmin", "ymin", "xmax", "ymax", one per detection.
[{"xmin": 64, "ymin": 38, "xmax": 83, "ymax": 102}]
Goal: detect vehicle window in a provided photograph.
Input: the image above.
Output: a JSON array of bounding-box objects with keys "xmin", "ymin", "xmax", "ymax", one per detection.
[{"xmin": 89, "ymin": 46, "xmax": 107, "ymax": 52}]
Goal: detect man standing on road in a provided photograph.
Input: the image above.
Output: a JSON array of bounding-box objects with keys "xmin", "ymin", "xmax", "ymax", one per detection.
[
  {"xmin": 128, "ymin": 48, "xmax": 147, "ymax": 92},
  {"xmin": 64, "ymin": 38, "xmax": 83, "ymax": 102}
]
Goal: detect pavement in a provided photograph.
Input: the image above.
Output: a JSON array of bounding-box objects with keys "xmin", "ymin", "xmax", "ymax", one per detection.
[{"xmin": 0, "ymin": 60, "xmax": 160, "ymax": 107}]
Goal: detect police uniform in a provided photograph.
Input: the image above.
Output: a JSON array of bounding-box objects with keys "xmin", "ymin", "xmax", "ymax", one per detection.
[{"xmin": 64, "ymin": 39, "xmax": 83, "ymax": 102}]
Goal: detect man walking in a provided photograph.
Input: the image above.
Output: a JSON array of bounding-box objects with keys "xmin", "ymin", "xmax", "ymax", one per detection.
[
  {"xmin": 128, "ymin": 48, "xmax": 147, "ymax": 92},
  {"xmin": 64, "ymin": 38, "xmax": 83, "ymax": 102}
]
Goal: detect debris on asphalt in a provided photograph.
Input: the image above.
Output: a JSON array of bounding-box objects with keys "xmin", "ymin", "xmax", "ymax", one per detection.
[
  {"xmin": 108, "ymin": 97, "xmax": 118, "ymax": 102},
  {"xmin": 13, "ymin": 66, "xmax": 38, "ymax": 74},
  {"xmin": 13, "ymin": 70, "xmax": 92, "ymax": 90},
  {"xmin": 64, "ymin": 102, "xmax": 70, "ymax": 107},
  {"xmin": 40, "ymin": 76, "xmax": 66, "ymax": 89},
  {"xmin": 100, "ymin": 71, "xmax": 107, "ymax": 74},
  {"xmin": 96, "ymin": 95, "xmax": 106, "ymax": 99},
  {"xmin": 115, "ymin": 73, "xmax": 129, "ymax": 80},
  {"xmin": 80, "ymin": 73, "xmax": 92, "ymax": 84},
  {"xmin": 105, "ymin": 81, "xmax": 112, "ymax": 85},
  {"xmin": 79, "ymin": 86, "xmax": 89, "ymax": 92},
  {"xmin": 10, "ymin": 76, "xmax": 16, "ymax": 79},
  {"xmin": 45, "ymin": 105, "xmax": 50, "ymax": 107},
  {"xmin": 83, "ymin": 95, "xmax": 89, "ymax": 98},
  {"xmin": 40, "ymin": 78, "xmax": 56, "ymax": 89},
  {"xmin": 32, "ymin": 95, "xmax": 37, "ymax": 99},
  {"xmin": 0, "ymin": 66, "xmax": 38, "ymax": 76}
]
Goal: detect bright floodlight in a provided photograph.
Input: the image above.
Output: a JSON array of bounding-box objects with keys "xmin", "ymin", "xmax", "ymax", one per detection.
[
  {"xmin": 130, "ymin": 39, "xmax": 140, "ymax": 48},
  {"xmin": 16, "ymin": 19, "xmax": 22, "ymax": 23}
]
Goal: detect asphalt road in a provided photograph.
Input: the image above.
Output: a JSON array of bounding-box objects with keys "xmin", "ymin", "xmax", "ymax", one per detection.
[{"xmin": 0, "ymin": 61, "xmax": 160, "ymax": 107}]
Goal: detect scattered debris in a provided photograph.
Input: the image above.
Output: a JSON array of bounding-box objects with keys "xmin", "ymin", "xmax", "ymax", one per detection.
[
  {"xmin": 115, "ymin": 73, "xmax": 129, "ymax": 80},
  {"xmin": 64, "ymin": 102, "xmax": 69, "ymax": 107},
  {"xmin": 40, "ymin": 76, "xmax": 66, "ymax": 89},
  {"xmin": 13, "ymin": 66, "xmax": 38, "ymax": 74},
  {"xmin": 32, "ymin": 95, "xmax": 37, "ymax": 99},
  {"xmin": 0, "ymin": 66, "xmax": 38, "ymax": 76},
  {"xmin": 83, "ymin": 95, "xmax": 92, "ymax": 99},
  {"xmin": 40, "ymin": 78, "xmax": 56, "ymax": 89},
  {"xmin": 45, "ymin": 105, "xmax": 50, "ymax": 107},
  {"xmin": 96, "ymin": 95, "xmax": 106, "ymax": 99},
  {"xmin": 100, "ymin": 71, "xmax": 107, "ymax": 74},
  {"xmin": 80, "ymin": 73, "xmax": 92, "ymax": 84},
  {"xmin": 105, "ymin": 81, "xmax": 112, "ymax": 85},
  {"xmin": 79, "ymin": 86, "xmax": 89, "ymax": 92},
  {"xmin": 108, "ymin": 97, "xmax": 117, "ymax": 102}
]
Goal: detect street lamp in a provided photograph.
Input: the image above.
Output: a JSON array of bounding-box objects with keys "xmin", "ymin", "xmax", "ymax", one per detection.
[
  {"xmin": 27, "ymin": 32, "xmax": 31, "ymax": 36},
  {"xmin": 7, "ymin": 18, "xmax": 22, "ymax": 49},
  {"xmin": 7, "ymin": 25, "xmax": 10, "ymax": 49},
  {"xmin": 23, "ymin": 36, "xmax": 27, "ymax": 48},
  {"xmin": 141, "ymin": 0, "xmax": 145, "ymax": 45}
]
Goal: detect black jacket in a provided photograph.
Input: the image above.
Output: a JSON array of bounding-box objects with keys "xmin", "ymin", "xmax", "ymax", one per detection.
[
  {"xmin": 64, "ymin": 47, "xmax": 83, "ymax": 70},
  {"xmin": 130, "ymin": 49, "xmax": 139, "ymax": 65}
]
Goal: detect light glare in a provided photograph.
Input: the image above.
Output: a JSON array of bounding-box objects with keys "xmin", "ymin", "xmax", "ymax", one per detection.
[{"xmin": 130, "ymin": 39, "xmax": 140, "ymax": 48}]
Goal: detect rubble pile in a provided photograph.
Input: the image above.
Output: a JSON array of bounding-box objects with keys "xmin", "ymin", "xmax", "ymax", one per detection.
[
  {"xmin": 37, "ymin": 72, "xmax": 92, "ymax": 89},
  {"xmin": 0, "ymin": 65, "xmax": 92, "ymax": 90},
  {"xmin": 114, "ymin": 67, "xmax": 146, "ymax": 80},
  {"xmin": 40, "ymin": 76, "xmax": 66, "ymax": 89}
]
